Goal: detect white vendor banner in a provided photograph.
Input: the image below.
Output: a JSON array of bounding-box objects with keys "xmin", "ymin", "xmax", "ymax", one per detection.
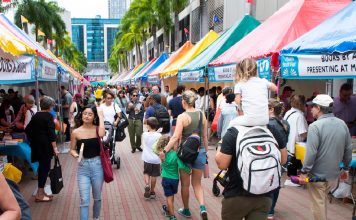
[
  {"xmin": 0, "ymin": 49, "xmax": 34, "ymax": 82},
  {"xmin": 178, "ymin": 69, "xmax": 204, "ymax": 83},
  {"xmin": 147, "ymin": 75, "xmax": 160, "ymax": 84},
  {"xmin": 41, "ymin": 59, "xmax": 57, "ymax": 80},
  {"xmin": 281, "ymin": 52, "xmax": 356, "ymax": 79},
  {"xmin": 208, "ymin": 64, "xmax": 235, "ymax": 82}
]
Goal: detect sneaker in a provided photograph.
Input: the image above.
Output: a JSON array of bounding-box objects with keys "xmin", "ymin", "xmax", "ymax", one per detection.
[
  {"xmin": 284, "ymin": 179, "xmax": 301, "ymax": 187},
  {"xmin": 162, "ymin": 205, "xmax": 170, "ymax": 217},
  {"xmin": 200, "ymin": 210, "xmax": 208, "ymax": 220},
  {"xmin": 137, "ymin": 147, "xmax": 143, "ymax": 152},
  {"xmin": 150, "ymin": 192, "xmax": 156, "ymax": 200},
  {"xmin": 267, "ymin": 214, "xmax": 274, "ymax": 220},
  {"xmin": 169, "ymin": 216, "xmax": 177, "ymax": 220},
  {"xmin": 144, "ymin": 185, "xmax": 150, "ymax": 199},
  {"xmin": 131, "ymin": 149, "xmax": 136, "ymax": 153},
  {"xmin": 178, "ymin": 208, "xmax": 192, "ymax": 218}
]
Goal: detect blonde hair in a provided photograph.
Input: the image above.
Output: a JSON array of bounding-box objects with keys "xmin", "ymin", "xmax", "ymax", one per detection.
[
  {"xmin": 182, "ymin": 90, "xmax": 198, "ymax": 106},
  {"xmin": 236, "ymin": 58, "xmax": 257, "ymax": 82},
  {"xmin": 268, "ymin": 98, "xmax": 284, "ymax": 119},
  {"xmin": 156, "ymin": 135, "xmax": 171, "ymax": 151},
  {"xmin": 290, "ymin": 95, "xmax": 306, "ymax": 112}
]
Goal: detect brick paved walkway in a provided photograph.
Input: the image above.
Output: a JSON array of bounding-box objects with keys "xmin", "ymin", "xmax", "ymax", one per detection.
[{"xmin": 18, "ymin": 132, "xmax": 353, "ymax": 220}]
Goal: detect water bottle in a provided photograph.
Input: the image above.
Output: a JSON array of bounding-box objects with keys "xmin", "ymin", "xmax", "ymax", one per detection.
[{"xmin": 204, "ymin": 157, "xmax": 209, "ymax": 178}]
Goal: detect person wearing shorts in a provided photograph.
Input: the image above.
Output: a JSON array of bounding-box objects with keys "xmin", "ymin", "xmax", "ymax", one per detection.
[{"xmin": 141, "ymin": 117, "xmax": 161, "ymax": 199}]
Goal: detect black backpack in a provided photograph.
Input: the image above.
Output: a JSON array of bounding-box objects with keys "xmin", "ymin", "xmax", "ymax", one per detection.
[
  {"xmin": 153, "ymin": 105, "xmax": 170, "ymax": 133},
  {"xmin": 177, "ymin": 111, "xmax": 202, "ymax": 164}
]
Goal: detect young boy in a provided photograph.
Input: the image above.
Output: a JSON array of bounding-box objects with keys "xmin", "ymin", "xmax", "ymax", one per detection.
[
  {"xmin": 141, "ymin": 117, "xmax": 162, "ymax": 199},
  {"xmin": 155, "ymin": 135, "xmax": 191, "ymax": 220}
]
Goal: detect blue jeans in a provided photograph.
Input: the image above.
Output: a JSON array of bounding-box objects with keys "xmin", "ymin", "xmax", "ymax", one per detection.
[
  {"xmin": 269, "ymin": 188, "xmax": 280, "ymax": 215},
  {"xmin": 77, "ymin": 156, "xmax": 104, "ymax": 220}
]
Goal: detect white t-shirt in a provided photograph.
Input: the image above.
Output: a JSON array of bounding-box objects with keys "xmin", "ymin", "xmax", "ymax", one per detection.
[
  {"xmin": 141, "ymin": 131, "xmax": 161, "ymax": 164},
  {"xmin": 234, "ymin": 77, "xmax": 271, "ymax": 120},
  {"xmin": 100, "ymin": 102, "xmax": 121, "ymax": 124},
  {"xmin": 24, "ymin": 106, "xmax": 38, "ymax": 128},
  {"xmin": 283, "ymin": 107, "xmax": 308, "ymax": 155}
]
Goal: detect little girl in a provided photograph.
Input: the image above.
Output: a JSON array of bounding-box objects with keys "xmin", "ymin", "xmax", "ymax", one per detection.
[
  {"xmin": 141, "ymin": 117, "xmax": 162, "ymax": 199},
  {"xmin": 155, "ymin": 135, "xmax": 191, "ymax": 220},
  {"xmin": 233, "ymin": 58, "xmax": 277, "ymax": 126}
]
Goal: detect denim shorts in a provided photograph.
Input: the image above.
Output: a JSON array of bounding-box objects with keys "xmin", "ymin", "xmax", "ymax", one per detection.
[
  {"xmin": 162, "ymin": 177, "xmax": 179, "ymax": 197},
  {"xmin": 187, "ymin": 148, "xmax": 206, "ymax": 170}
]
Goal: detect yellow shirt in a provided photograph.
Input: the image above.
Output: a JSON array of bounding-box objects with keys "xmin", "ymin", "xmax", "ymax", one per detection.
[{"xmin": 94, "ymin": 89, "xmax": 103, "ymax": 99}]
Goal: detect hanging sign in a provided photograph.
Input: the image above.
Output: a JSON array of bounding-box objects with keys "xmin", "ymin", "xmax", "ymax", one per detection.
[
  {"xmin": 257, "ymin": 57, "xmax": 271, "ymax": 80},
  {"xmin": 280, "ymin": 53, "xmax": 356, "ymax": 79},
  {"xmin": 178, "ymin": 69, "xmax": 204, "ymax": 83},
  {"xmin": 0, "ymin": 49, "xmax": 34, "ymax": 83},
  {"xmin": 40, "ymin": 59, "xmax": 57, "ymax": 80},
  {"xmin": 208, "ymin": 64, "xmax": 235, "ymax": 82},
  {"xmin": 147, "ymin": 75, "xmax": 160, "ymax": 84}
]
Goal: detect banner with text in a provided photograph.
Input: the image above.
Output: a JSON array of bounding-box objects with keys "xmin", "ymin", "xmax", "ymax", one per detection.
[
  {"xmin": 40, "ymin": 59, "xmax": 57, "ymax": 80},
  {"xmin": 280, "ymin": 53, "xmax": 356, "ymax": 79},
  {"xmin": 257, "ymin": 57, "xmax": 271, "ymax": 80},
  {"xmin": 147, "ymin": 75, "xmax": 160, "ymax": 84},
  {"xmin": 0, "ymin": 49, "xmax": 34, "ymax": 83},
  {"xmin": 208, "ymin": 64, "xmax": 235, "ymax": 82},
  {"xmin": 178, "ymin": 69, "xmax": 204, "ymax": 83}
]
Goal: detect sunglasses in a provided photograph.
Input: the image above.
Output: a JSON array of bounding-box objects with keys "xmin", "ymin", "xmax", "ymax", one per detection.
[{"xmin": 132, "ymin": 94, "xmax": 138, "ymax": 97}]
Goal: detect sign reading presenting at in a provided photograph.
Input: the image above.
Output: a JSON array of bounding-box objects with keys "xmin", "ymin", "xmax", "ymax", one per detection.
[
  {"xmin": 40, "ymin": 59, "xmax": 57, "ymax": 80},
  {"xmin": 208, "ymin": 64, "xmax": 235, "ymax": 82},
  {"xmin": 0, "ymin": 49, "xmax": 34, "ymax": 83},
  {"xmin": 257, "ymin": 57, "xmax": 271, "ymax": 80},
  {"xmin": 147, "ymin": 76, "xmax": 160, "ymax": 84},
  {"xmin": 178, "ymin": 69, "xmax": 204, "ymax": 83},
  {"xmin": 281, "ymin": 52, "xmax": 356, "ymax": 79}
]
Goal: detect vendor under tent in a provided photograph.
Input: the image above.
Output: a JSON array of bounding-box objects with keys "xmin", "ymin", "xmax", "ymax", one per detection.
[
  {"xmin": 280, "ymin": 1, "xmax": 356, "ymax": 80},
  {"xmin": 209, "ymin": 0, "xmax": 350, "ymax": 70},
  {"xmin": 178, "ymin": 15, "xmax": 260, "ymax": 85},
  {"xmin": 159, "ymin": 30, "xmax": 219, "ymax": 78},
  {"xmin": 134, "ymin": 53, "xmax": 169, "ymax": 82},
  {"xmin": 147, "ymin": 41, "xmax": 194, "ymax": 84}
]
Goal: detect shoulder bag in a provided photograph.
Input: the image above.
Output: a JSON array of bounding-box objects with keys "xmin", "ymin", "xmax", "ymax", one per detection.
[
  {"xmin": 96, "ymin": 127, "xmax": 114, "ymax": 183},
  {"xmin": 49, "ymin": 156, "xmax": 64, "ymax": 194}
]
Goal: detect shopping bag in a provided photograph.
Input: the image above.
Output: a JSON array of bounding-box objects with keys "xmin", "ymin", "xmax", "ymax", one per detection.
[
  {"xmin": 97, "ymin": 127, "xmax": 113, "ymax": 183},
  {"xmin": 211, "ymin": 107, "xmax": 221, "ymax": 132},
  {"xmin": 49, "ymin": 156, "xmax": 63, "ymax": 194},
  {"xmin": 3, "ymin": 163, "xmax": 22, "ymax": 184}
]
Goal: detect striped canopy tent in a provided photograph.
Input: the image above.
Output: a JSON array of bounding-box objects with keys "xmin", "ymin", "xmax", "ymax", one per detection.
[
  {"xmin": 131, "ymin": 58, "xmax": 157, "ymax": 82},
  {"xmin": 209, "ymin": 0, "xmax": 350, "ymax": 70},
  {"xmin": 133, "ymin": 53, "xmax": 169, "ymax": 82},
  {"xmin": 147, "ymin": 41, "xmax": 194, "ymax": 83},
  {"xmin": 159, "ymin": 30, "xmax": 219, "ymax": 78},
  {"xmin": 280, "ymin": 1, "xmax": 356, "ymax": 79},
  {"xmin": 119, "ymin": 61, "xmax": 149, "ymax": 84}
]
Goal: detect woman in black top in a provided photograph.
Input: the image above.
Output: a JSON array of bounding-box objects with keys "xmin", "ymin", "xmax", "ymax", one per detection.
[
  {"xmin": 25, "ymin": 96, "xmax": 59, "ymax": 202},
  {"xmin": 70, "ymin": 105, "xmax": 105, "ymax": 220}
]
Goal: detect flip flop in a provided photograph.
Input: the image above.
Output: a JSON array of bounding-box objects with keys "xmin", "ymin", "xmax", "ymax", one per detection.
[{"xmin": 35, "ymin": 196, "xmax": 53, "ymax": 203}]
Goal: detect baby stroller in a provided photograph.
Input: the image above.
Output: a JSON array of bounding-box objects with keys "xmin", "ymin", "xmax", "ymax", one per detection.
[
  {"xmin": 102, "ymin": 121, "xmax": 120, "ymax": 169},
  {"xmin": 212, "ymin": 170, "xmax": 227, "ymax": 197}
]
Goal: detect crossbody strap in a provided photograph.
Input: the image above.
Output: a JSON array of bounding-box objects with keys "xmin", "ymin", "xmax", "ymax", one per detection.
[
  {"xmin": 285, "ymin": 111, "xmax": 297, "ymax": 121},
  {"xmin": 198, "ymin": 111, "xmax": 203, "ymax": 144}
]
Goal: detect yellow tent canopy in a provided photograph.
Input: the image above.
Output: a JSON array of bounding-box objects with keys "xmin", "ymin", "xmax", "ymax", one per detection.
[
  {"xmin": 0, "ymin": 25, "xmax": 36, "ymax": 56},
  {"xmin": 160, "ymin": 30, "xmax": 219, "ymax": 77}
]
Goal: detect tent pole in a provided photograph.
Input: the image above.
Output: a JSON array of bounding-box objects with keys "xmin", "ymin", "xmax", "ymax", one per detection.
[
  {"xmin": 35, "ymin": 57, "xmax": 40, "ymax": 111},
  {"xmin": 205, "ymin": 70, "xmax": 210, "ymax": 140}
]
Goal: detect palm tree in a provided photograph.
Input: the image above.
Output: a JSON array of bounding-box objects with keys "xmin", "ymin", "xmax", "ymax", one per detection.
[{"xmin": 14, "ymin": 0, "xmax": 66, "ymax": 43}]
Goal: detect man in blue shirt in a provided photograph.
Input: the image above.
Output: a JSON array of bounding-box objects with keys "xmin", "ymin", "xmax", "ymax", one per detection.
[
  {"xmin": 145, "ymin": 94, "xmax": 170, "ymax": 134},
  {"xmin": 168, "ymin": 85, "xmax": 185, "ymax": 134}
]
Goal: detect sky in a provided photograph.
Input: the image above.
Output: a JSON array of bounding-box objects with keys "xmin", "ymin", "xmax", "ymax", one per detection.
[{"xmin": 56, "ymin": 0, "xmax": 109, "ymax": 18}]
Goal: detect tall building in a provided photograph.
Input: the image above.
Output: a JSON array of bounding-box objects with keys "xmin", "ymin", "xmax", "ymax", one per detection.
[
  {"xmin": 71, "ymin": 16, "xmax": 120, "ymax": 72},
  {"xmin": 108, "ymin": 0, "xmax": 127, "ymax": 19}
]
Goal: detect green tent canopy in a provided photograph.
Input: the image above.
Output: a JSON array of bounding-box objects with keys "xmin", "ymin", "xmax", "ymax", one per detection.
[{"xmin": 179, "ymin": 15, "xmax": 260, "ymax": 78}]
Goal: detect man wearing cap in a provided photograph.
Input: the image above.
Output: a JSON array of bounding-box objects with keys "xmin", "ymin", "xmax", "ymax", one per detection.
[
  {"xmin": 280, "ymin": 86, "xmax": 295, "ymax": 114},
  {"xmin": 300, "ymin": 94, "xmax": 352, "ymax": 220}
]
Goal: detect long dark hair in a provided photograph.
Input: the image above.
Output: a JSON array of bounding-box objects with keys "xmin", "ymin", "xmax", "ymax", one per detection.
[{"xmin": 75, "ymin": 104, "xmax": 99, "ymax": 128}]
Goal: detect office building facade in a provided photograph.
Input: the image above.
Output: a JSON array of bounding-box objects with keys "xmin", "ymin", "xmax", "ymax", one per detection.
[
  {"xmin": 108, "ymin": 0, "xmax": 127, "ymax": 19},
  {"xmin": 71, "ymin": 16, "xmax": 119, "ymax": 71}
]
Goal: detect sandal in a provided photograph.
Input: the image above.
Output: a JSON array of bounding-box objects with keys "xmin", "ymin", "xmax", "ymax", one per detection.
[{"xmin": 35, "ymin": 195, "xmax": 53, "ymax": 203}]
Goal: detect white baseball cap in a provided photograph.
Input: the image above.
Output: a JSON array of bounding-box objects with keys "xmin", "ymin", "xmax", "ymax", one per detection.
[{"xmin": 307, "ymin": 94, "xmax": 333, "ymax": 107}]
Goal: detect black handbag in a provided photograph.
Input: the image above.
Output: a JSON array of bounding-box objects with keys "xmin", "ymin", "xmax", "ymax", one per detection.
[
  {"xmin": 49, "ymin": 156, "xmax": 63, "ymax": 194},
  {"xmin": 115, "ymin": 128, "xmax": 126, "ymax": 142}
]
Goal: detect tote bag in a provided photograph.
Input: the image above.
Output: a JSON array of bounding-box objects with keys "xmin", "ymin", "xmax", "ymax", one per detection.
[
  {"xmin": 49, "ymin": 156, "xmax": 63, "ymax": 194},
  {"xmin": 96, "ymin": 127, "xmax": 114, "ymax": 183}
]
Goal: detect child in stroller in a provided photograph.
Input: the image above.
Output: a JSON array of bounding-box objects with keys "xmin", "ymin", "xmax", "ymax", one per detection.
[{"xmin": 102, "ymin": 121, "xmax": 120, "ymax": 169}]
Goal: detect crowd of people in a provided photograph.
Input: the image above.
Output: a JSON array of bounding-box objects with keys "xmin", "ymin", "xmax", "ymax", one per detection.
[{"xmin": 0, "ymin": 57, "xmax": 355, "ymax": 220}]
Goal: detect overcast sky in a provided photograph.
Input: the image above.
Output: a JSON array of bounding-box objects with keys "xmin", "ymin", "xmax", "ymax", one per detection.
[{"xmin": 56, "ymin": 0, "xmax": 108, "ymax": 18}]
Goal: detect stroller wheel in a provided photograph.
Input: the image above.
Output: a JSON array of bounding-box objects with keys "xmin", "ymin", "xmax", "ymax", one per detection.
[
  {"xmin": 116, "ymin": 157, "xmax": 120, "ymax": 169},
  {"xmin": 212, "ymin": 183, "xmax": 220, "ymax": 197}
]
